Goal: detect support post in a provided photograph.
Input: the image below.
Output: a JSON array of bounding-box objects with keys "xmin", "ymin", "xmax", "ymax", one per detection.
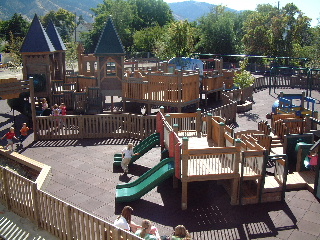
[
  {"xmin": 206, "ymin": 113, "xmax": 212, "ymax": 141},
  {"xmin": 196, "ymin": 108, "xmax": 202, "ymax": 138},
  {"xmin": 160, "ymin": 106, "xmax": 165, "ymax": 115},
  {"xmin": 305, "ymin": 114, "xmax": 311, "ymax": 133},
  {"xmin": 181, "ymin": 137, "xmax": 189, "ymax": 210},
  {"xmin": 29, "ymin": 77, "xmax": 38, "ymax": 141},
  {"xmin": 218, "ymin": 122, "xmax": 225, "ymax": 147},
  {"xmin": 173, "ymin": 123, "xmax": 179, "ymax": 135}
]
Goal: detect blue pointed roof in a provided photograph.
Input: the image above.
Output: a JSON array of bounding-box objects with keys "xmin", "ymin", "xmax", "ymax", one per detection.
[
  {"xmin": 46, "ymin": 20, "xmax": 66, "ymax": 51},
  {"xmin": 21, "ymin": 14, "xmax": 55, "ymax": 53},
  {"xmin": 94, "ymin": 17, "xmax": 125, "ymax": 55}
]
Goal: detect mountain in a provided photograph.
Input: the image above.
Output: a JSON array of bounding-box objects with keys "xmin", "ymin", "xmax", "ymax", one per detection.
[
  {"xmin": 168, "ymin": 1, "xmax": 239, "ymax": 22},
  {"xmin": 0, "ymin": 0, "xmax": 238, "ymax": 23},
  {"xmin": 0, "ymin": 0, "xmax": 101, "ymax": 23}
]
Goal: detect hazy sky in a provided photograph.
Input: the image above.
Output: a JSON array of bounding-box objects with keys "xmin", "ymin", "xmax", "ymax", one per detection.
[{"xmin": 164, "ymin": 0, "xmax": 319, "ymax": 27}]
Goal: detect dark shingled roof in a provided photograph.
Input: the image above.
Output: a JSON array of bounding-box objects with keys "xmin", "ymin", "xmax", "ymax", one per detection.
[
  {"xmin": 20, "ymin": 14, "xmax": 55, "ymax": 53},
  {"xmin": 94, "ymin": 17, "xmax": 125, "ymax": 55},
  {"xmin": 46, "ymin": 21, "xmax": 66, "ymax": 51}
]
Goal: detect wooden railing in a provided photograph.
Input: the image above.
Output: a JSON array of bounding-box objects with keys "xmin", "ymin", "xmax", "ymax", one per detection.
[
  {"xmin": 258, "ymin": 120, "xmax": 271, "ymax": 135},
  {"xmin": 35, "ymin": 114, "xmax": 156, "ymax": 141},
  {"xmin": 0, "ymin": 166, "xmax": 142, "ymax": 240},
  {"xmin": 122, "ymin": 71, "xmax": 199, "ymax": 106},
  {"xmin": 205, "ymin": 93, "xmax": 237, "ymax": 124},
  {"xmin": 164, "ymin": 110, "xmax": 202, "ymax": 137},
  {"xmin": 65, "ymin": 75, "xmax": 98, "ymax": 92},
  {"xmin": 273, "ymin": 118, "xmax": 307, "ymax": 140},
  {"xmin": 0, "ymin": 78, "xmax": 29, "ymax": 99}
]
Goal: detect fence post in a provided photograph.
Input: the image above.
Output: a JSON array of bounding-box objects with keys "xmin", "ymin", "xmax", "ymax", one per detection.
[
  {"xmin": 173, "ymin": 123, "xmax": 179, "ymax": 135},
  {"xmin": 31, "ymin": 183, "xmax": 40, "ymax": 227},
  {"xmin": 64, "ymin": 204, "xmax": 72, "ymax": 240},
  {"xmin": 196, "ymin": 108, "xmax": 201, "ymax": 138},
  {"xmin": 2, "ymin": 168, "xmax": 11, "ymax": 210},
  {"xmin": 79, "ymin": 115, "xmax": 84, "ymax": 139},
  {"xmin": 231, "ymin": 139, "xmax": 242, "ymax": 205},
  {"xmin": 218, "ymin": 122, "xmax": 225, "ymax": 147},
  {"xmin": 160, "ymin": 106, "xmax": 165, "ymax": 115},
  {"xmin": 29, "ymin": 77, "xmax": 38, "ymax": 141},
  {"xmin": 305, "ymin": 114, "xmax": 311, "ymax": 133},
  {"xmin": 206, "ymin": 113, "xmax": 212, "ymax": 141},
  {"xmin": 165, "ymin": 114, "xmax": 171, "ymax": 126},
  {"xmin": 181, "ymin": 137, "xmax": 189, "ymax": 210}
]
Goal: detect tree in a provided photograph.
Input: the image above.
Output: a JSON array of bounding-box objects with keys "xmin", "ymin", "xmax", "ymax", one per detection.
[
  {"xmin": 242, "ymin": 3, "xmax": 312, "ymax": 57},
  {"xmin": 84, "ymin": 0, "xmax": 134, "ymax": 53},
  {"xmin": 233, "ymin": 58, "xmax": 255, "ymax": 103},
  {"xmin": 129, "ymin": 0, "xmax": 173, "ymax": 30},
  {"xmin": 5, "ymin": 32, "xmax": 24, "ymax": 69},
  {"xmin": 0, "ymin": 13, "xmax": 29, "ymax": 43},
  {"xmin": 42, "ymin": 9, "xmax": 76, "ymax": 42},
  {"xmin": 132, "ymin": 25, "xmax": 166, "ymax": 53},
  {"xmin": 196, "ymin": 5, "xmax": 237, "ymax": 54},
  {"xmin": 83, "ymin": 0, "xmax": 174, "ymax": 53},
  {"xmin": 155, "ymin": 20, "xmax": 196, "ymax": 59},
  {"xmin": 65, "ymin": 42, "xmax": 78, "ymax": 69}
]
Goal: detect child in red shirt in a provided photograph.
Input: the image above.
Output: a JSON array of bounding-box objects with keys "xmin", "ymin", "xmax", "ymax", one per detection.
[{"xmin": 1, "ymin": 127, "xmax": 18, "ymax": 151}]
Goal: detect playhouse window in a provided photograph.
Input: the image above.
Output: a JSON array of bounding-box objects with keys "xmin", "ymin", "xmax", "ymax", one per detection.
[{"xmin": 106, "ymin": 62, "xmax": 116, "ymax": 76}]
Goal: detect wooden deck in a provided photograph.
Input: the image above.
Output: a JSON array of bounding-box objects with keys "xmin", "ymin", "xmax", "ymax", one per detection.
[{"xmin": 286, "ymin": 170, "xmax": 316, "ymax": 190}]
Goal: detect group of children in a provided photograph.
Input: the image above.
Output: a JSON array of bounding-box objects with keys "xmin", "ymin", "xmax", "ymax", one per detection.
[
  {"xmin": 41, "ymin": 98, "xmax": 67, "ymax": 116},
  {"xmin": 1, "ymin": 123, "xmax": 30, "ymax": 151},
  {"xmin": 114, "ymin": 206, "xmax": 192, "ymax": 240}
]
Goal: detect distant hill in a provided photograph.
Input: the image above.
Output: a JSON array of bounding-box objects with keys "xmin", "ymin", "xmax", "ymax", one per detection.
[
  {"xmin": 0, "ymin": 0, "xmax": 238, "ymax": 23},
  {"xmin": 168, "ymin": 1, "xmax": 239, "ymax": 22},
  {"xmin": 0, "ymin": 0, "xmax": 101, "ymax": 23}
]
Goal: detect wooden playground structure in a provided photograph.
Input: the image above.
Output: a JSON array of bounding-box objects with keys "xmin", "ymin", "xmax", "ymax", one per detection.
[{"xmin": 1, "ymin": 13, "xmax": 320, "ymax": 240}]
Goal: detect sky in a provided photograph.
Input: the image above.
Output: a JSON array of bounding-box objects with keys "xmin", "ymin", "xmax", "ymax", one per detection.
[{"xmin": 164, "ymin": 0, "xmax": 320, "ymax": 27}]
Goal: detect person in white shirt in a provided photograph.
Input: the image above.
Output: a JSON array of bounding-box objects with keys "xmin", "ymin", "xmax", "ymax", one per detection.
[
  {"xmin": 114, "ymin": 206, "xmax": 141, "ymax": 232},
  {"xmin": 121, "ymin": 143, "xmax": 139, "ymax": 174}
]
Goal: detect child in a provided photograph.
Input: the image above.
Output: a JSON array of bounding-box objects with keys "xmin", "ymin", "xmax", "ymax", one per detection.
[
  {"xmin": 18, "ymin": 123, "xmax": 29, "ymax": 144},
  {"xmin": 1, "ymin": 127, "xmax": 18, "ymax": 151},
  {"xmin": 60, "ymin": 103, "xmax": 67, "ymax": 116},
  {"xmin": 121, "ymin": 143, "xmax": 139, "ymax": 174}
]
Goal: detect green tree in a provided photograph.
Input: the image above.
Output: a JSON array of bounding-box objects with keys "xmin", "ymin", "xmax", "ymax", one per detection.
[
  {"xmin": 84, "ymin": 0, "xmax": 134, "ymax": 53},
  {"xmin": 83, "ymin": 0, "xmax": 173, "ymax": 53},
  {"xmin": 155, "ymin": 20, "xmax": 196, "ymax": 59},
  {"xmin": 0, "ymin": 13, "xmax": 29, "ymax": 43},
  {"xmin": 65, "ymin": 42, "xmax": 78, "ymax": 69},
  {"xmin": 233, "ymin": 58, "xmax": 255, "ymax": 103},
  {"xmin": 129, "ymin": 0, "xmax": 173, "ymax": 30},
  {"xmin": 132, "ymin": 25, "xmax": 166, "ymax": 52},
  {"xmin": 42, "ymin": 9, "xmax": 76, "ymax": 42},
  {"xmin": 196, "ymin": 5, "xmax": 237, "ymax": 54},
  {"xmin": 6, "ymin": 32, "xmax": 24, "ymax": 69},
  {"xmin": 242, "ymin": 3, "xmax": 312, "ymax": 57}
]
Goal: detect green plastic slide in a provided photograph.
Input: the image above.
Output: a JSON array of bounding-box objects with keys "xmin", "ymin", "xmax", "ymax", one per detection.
[
  {"xmin": 113, "ymin": 132, "xmax": 160, "ymax": 166},
  {"xmin": 115, "ymin": 158, "xmax": 174, "ymax": 202}
]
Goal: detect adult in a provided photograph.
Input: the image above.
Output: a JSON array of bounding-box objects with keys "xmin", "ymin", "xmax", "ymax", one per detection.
[
  {"xmin": 170, "ymin": 225, "xmax": 191, "ymax": 240},
  {"xmin": 114, "ymin": 206, "xmax": 141, "ymax": 233}
]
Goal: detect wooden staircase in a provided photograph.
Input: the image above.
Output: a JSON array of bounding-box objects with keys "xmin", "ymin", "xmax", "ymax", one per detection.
[{"xmin": 271, "ymin": 135, "xmax": 283, "ymax": 148}]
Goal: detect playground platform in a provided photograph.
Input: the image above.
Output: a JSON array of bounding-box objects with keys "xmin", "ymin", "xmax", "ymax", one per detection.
[{"xmin": 1, "ymin": 88, "xmax": 320, "ymax": 239}]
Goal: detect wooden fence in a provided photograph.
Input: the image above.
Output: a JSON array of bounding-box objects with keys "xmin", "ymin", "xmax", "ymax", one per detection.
[
  {"xmin": 205, "ymin": 92, "xmax": 237, "ymax": 124},
  {"xmin": 122, "ymin": 71, "xmax": 200, "ymax": 108},
  {"xmin": 0, "ymin": 166, "xmax": 142, "ymax": 240},
  {"xmin": 253, "ymin": 75, "xmax": 320, "ymax": 91},
  {"xmin": 35, "ymin": 114, "xmax": 157, "ymax": 141},
  {"xmin": 0, "ymin": 78, "xmax": 29, "ymax": 99}
]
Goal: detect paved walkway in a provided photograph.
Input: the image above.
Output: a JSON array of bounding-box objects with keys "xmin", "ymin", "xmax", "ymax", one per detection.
[{"xmin": 0, "ymin": 88, "xmax": 320, "ymax": 239}]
